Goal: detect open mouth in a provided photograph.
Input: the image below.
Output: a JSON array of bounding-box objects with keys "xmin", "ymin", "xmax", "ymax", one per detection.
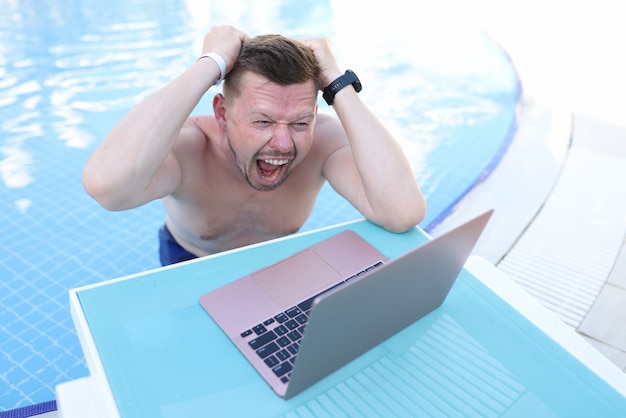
[{"xmin": 256, "ymin": 158, "xmax": 290, "ymax": 186}]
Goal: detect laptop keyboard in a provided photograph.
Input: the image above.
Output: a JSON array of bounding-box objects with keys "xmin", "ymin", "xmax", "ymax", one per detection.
[{"xmin": 239, "ymin": 261, "xmax": 384, "ymax": 384}]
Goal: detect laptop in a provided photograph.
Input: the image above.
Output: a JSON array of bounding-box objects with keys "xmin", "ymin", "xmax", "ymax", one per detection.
[{"xmin": 199, "ymin": 210, "xmax": 493, "ymax": 399}]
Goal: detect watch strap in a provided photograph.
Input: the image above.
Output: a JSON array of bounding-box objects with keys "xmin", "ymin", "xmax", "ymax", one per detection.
[{"xmin": 323, "ymin": 70, "xmax": 362, "ymax": 105}]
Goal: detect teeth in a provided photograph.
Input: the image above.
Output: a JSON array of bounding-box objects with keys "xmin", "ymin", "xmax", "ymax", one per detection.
[{"xmin": 263, "ymin": 159, "xmax": 288, "ymax": 166}]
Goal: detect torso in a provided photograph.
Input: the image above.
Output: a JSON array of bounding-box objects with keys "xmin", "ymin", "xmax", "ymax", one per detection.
[{"xmin": 162, "ymin": 113, "xmax": 340, "ymax": 256}]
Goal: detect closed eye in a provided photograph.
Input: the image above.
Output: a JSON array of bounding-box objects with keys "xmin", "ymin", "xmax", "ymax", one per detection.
[
  {"xmin": 253, "ymin": 120, "xmax": 273, "ymax": 128},
  {"xmin": 251, "ymin": 118, "xmax": 311, "ymax": 132},
  {"xmin": 290, "ymin": 121, "xmax": 309, "ymax": 132}
]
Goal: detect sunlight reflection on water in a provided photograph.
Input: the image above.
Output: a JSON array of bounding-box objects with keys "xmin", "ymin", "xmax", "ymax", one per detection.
[{"xmin": 0, "ymin": 0, "xmax": 516, "ymax": 206}]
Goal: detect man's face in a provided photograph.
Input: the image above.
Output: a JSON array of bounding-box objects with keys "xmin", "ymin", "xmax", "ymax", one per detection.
[{"xmin": 221, "ymin": 72, "xmax": 318, "ymax": 191}]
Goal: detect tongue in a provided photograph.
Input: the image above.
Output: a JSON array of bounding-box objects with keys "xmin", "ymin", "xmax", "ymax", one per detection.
[
  {"xmin": 257, "ymin": 160, "xmax": 280, "ymax": 178},
  {"xmin": 258, "ymin": 160, "xmax": 277, "ymax": 172}
]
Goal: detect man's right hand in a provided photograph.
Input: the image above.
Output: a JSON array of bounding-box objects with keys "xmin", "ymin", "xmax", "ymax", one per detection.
[
  {"xmin": 201, "ymin": 25, "xmax": 249, "ymax": 75},
  {"xmin": 83, "ymin": 26, "xmax": 249, "ymax": 211}
]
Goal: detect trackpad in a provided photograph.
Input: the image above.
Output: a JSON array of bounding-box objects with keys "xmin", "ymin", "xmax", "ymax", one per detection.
[{"xmin": 252, "ymin": 250, "xmax": 341, "ymax": 307}]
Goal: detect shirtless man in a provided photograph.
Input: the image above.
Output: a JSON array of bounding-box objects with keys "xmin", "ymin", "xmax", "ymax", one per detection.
[{"xmin": 82, "ymin": 25, "xmax": 426, "ymax": 265}]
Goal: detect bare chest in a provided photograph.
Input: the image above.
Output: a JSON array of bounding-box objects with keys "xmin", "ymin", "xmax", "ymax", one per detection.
[{"xmin": 165, "ymin": 170, "xmax": 324, "ymax": 255}]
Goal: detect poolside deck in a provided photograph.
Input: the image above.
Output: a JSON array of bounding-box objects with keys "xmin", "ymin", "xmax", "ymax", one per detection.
[{"xmin": 432, "ymin": 100, "xmax": 626, "ymax": 373}]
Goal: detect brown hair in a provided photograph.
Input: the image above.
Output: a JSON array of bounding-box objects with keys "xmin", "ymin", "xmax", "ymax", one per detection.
[{"xmin": 223, "ymin": 34, "xmax": 320, "ymax": 97}]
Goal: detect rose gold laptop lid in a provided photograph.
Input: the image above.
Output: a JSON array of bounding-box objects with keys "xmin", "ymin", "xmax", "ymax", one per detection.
[{"xmin": 285, "ymin": 209, "xmax": 493, "ymax": 398}]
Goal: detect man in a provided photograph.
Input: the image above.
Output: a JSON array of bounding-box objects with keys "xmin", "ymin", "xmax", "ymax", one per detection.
[{"xmin": 82, "ymin": 25, "xmax": 426, "ymax": 265}]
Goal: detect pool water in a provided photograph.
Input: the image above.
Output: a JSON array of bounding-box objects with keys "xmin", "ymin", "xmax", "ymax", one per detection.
[{"xmin": 0, "ymin": 0, "xmax": 520, "ymax": 411}]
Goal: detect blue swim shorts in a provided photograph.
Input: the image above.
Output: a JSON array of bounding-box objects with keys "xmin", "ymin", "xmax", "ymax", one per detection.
[{"xmin": 158, "ymin": 224, "xmax": 198, "ymax": 266}]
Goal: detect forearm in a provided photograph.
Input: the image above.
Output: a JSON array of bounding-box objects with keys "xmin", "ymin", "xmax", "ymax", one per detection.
[
  {"xmin": 83, "ymin": 58, "xmax": 219, "ymax": 210},
  {"xmin": 299, "ymin": 37, "xmax": 425, "ymax": 230},
  {"xmin": 332, "ymin": 88, "xmax": 427, "ymax": 231}
]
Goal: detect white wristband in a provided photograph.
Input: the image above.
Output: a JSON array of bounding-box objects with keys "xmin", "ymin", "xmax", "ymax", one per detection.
[{"xmin": 198, "ymin": 52, "xmax": 227, "ymax": 85}]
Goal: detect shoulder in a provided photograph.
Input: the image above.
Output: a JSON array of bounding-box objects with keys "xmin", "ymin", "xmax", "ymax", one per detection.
[
  {"xmin": 187, "ymin": 114, "xmax": 218, "ymax": 134},
  {"xmin": 314, "ymin": 112, "xmax": 342, "ymax": 134},
  {"xmin": 312, "ymin": 113, "xmax": 348, "ymax": 151},
  {"xmin": 168, "ymin": 115, "xmax": 221, "ymax": 187},
  {"xmin": 174, "ymin": 114, "xmax": 218, "ymax": 153}
]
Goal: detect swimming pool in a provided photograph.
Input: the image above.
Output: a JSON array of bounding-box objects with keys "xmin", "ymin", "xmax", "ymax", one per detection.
[{"xmin": 0, "ymin": 0, "xmax": 520, "ymax": 412}]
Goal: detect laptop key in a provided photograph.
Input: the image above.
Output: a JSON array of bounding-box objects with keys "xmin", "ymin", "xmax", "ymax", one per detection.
[
  {"xmin": 248, "ymin": 330, "xmax": 277, "ymax": 349},
  {"xmin": 264, "ymin": 355, "xmax": 279, "ymax": 368},
  {"xmin": 295, "ymin": 314, "xmax": 307, "ymax": 325},
  {"xmin": 272, "ymin": 361, "xmax": 293, "ymax": 377},
  {"xmin": 256, "ymin": 342, "xmax": 279, "ymax": 359},
  {"xmin": 345, "ymin": 274, "xmax": 358, "ymax": 283},
  {"xmin": 297, "ymin": 295, "xmax": 317, "ymax": 312},
  {"xmin": 274, "ymin": 324, "xmax": 288, "ymax": 336},
  {"xmin": 252, "ymin": 324, "xmax": 267, "ymax": 335},
  {"xmin": 276, "ymin": 349, "xmax": 291, "ymax": 362},
  {"xmin": 274, "ymin": 312, "xmax": 289, "ymax": 323},
  {"xmin": 285, "ymin": 306, "xmax": 302, "ymax": 318},
  {"xmin": 287, "ymin": 329, "xmax": 302, "ymax": 342},
  {"xmin": 277, "ymin": 336, "xmax": 290, "ymax": 347}
]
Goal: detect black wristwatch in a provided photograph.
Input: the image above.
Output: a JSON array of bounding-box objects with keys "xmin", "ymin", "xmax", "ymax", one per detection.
[{"xmin": 322, "ymin": 70, "xmax": 362, "ymax": 106}]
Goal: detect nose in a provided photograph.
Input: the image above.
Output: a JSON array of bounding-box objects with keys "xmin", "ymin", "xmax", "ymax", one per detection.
[{"xmin": 268, "ymin": 123, "xmax": 294, "ymax": 152}]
